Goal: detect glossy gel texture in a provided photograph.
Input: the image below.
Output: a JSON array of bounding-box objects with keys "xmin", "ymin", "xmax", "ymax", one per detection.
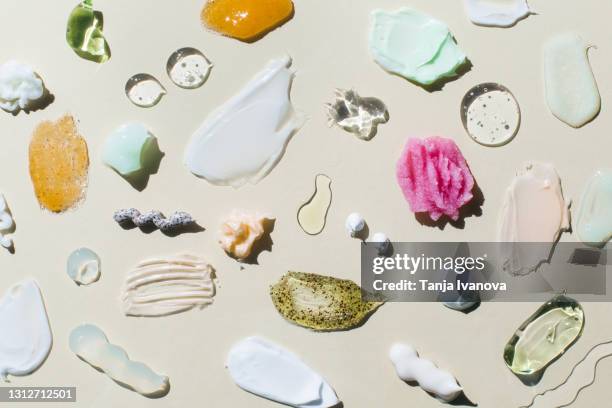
[
  {"xmin": 370, "ymin": 8, "xmax": 468, "ymax": 87},
  {"xmin": 575, "ymin": 169, "xmax": 612, "ymax": 247},
  {"xmin": 167, "ymin": 47, "xmax": 212, "ymax": 89},
  {"xmin": 69, "ymin": 324, "xmax": 170, "ymax": 397},
  {"xmin": 504, "ymin": 295, "xmax": 584, "ymax": 377},
  {"xmin": 270, "ymin": 272, "xmax": 382, "ymax": 331},
  {"xmin": 325, "ymin": 89, "xmax": 388, "ymax": 141},
  {"xmin": 29, "ymin": 115, "xmax": 89, "ymax": 213},
  {"xmin": 125, "ymin": 74, "xmax": 166, "ymax": 108},
  {"xmin": 66, "ymin": 0, "xmax": 110, "ymax": 63},
  {"xmin": 201, "ymin": 0, "xmax": 294, "ymax": 42},
  {"xmin": 297, "ymin": 175, "xmax": 332, "ymax": 235},
  {"xmin": 67, "ymin": 248, "xmax": 101, "ymax": 286},
  {"xmin": 461, "ymin": 83, "xmax": 520, "ymax": 147}
]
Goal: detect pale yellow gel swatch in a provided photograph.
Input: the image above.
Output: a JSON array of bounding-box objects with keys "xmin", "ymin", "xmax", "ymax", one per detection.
[{"xmin": 297, "ymin": 175, "xmax": 332, "ymax": 235}]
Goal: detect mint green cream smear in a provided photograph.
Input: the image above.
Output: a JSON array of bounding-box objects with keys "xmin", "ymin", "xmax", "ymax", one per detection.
[
  {"xmin": 369, "ymin": 8, "xmax": 468, "ymax": 87},
  {"xmin": 576, "ymin": 169, "xmax": 612, "ymax": 247}
]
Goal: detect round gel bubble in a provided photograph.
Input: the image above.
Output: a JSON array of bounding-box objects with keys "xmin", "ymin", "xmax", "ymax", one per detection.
[
  {"xmin": 125, "ymin": 74, "xmax": 166, "ymax": 108},
  {"xmin": 67, "ymin": 248, "xmax": 101, "ymax": 286},
  {"xmin": 461, "ymin": 83, "xmax": 520, "ymax": 147},
  {"xmin": 166, "ymin": 47, "xmax": 212, "ymax": 89}
]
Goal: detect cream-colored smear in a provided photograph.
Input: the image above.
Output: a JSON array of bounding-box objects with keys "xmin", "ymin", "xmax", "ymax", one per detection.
[
  {"xmin": 297, "ymin": 174, "xmax": 332, "ymax": 235},
  {"xmin": 544, "ymin": 33, "xmax": 600, "ymax": 128},
  {"xmin": 463, "ymin": 0, "xmax": 531, "ymax": 27},
  {"xmin": 122, "ymin": 254, "xmax": 215, "ymax": 317},
  {"xmin": 575, "ymin": 169, "xmax": 612, "ymax": 247},
  {"xmin": 69, "ymin": 324, "xmax": 169, "ymax": 397},
  {"xmin": 498, "ymin": 163, "xmax": 570, "ymax": 276},
  {"xmin": 226, "ymin": 336, "xmax": 339, "ymax": 408},
  {"xmin": 0, "ymin": 279, "xmax": 52, "ymax": 380},
  {"xmin": 184, "ymin": 56, "xmax": 304, "ymax": 187}
]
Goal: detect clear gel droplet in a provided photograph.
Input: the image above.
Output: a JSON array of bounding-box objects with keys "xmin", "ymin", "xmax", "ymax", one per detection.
[
  {"xmin": 460, "ymin": 83, "xmax": 520, "ymax": 147},
  {"xmin": 166, "ymin": 47, "xmax": 212, "ymax": 89},
  {"xmin": 125, "ymin": 74, "xmax": 166, "ymax": 108}
]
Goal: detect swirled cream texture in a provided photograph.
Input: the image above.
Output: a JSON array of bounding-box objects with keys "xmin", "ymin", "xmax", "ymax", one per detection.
[
  {"xmin": 0, "ymin": 61, "xmax": 45, "ymax": 113},
  {"xmin": 0, "ymin": 279, "xmax": 52, "ymax": 381},
  {"xmin": 122, "ymin": 254, "xmax": 215, "ymax": 317},
  {"xmin": 369, "ymin": 8, "xmax": 468, "ymax": 87},
  {"xmin": 544, "ymin": 33, "xmax": 600, "ymax": 128},
  {"xmin": 69, "ymin": 324, "xmax": 169, "ymax": 397},
  {"xmin": 575, "ymin": 169, "xmax": 612, "ymax": 247},
  {"xmin": 227, "ymin": 336, "xmax": 339, "ymax": 408},
  {"xmin": 498, "ymin": 163, "xmax": 570, "ymax": 276},
  {"xmin": 184, "ymin": 56, "xmax": 304, "ymax": 187}
]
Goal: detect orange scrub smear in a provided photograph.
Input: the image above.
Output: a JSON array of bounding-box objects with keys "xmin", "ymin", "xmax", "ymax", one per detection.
[
  {"xmin": 201, "ymin": 0, "xmax": 294, "ymax": 42},
  {"xmin": 29, "ymin": 115, "xmax": 89, "ymax": 213}
]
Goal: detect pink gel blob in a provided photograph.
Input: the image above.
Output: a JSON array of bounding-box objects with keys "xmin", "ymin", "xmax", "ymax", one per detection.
[{"xmin": 396, "ymin": 136, "xmax": 475, "ymax": 222}]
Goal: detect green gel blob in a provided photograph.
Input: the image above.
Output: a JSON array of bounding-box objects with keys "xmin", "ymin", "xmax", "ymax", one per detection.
[
  {"xmin": 575, "ymin": 169, "xmax": 612, "ymax": 247},
  {"xmin": 369, "ymin": 8, "xmax": 468, "ymax": 87},
  {"xmin": 503, "ymin": 295, "xmax": 584, "ymax": 378},
  {"xmin": 102, "ymin": 123, "xmax": 163, "ymax": 190},
  {"xmin": 66, "ymin": 0, "xmax": 110, "ymax": 63}
]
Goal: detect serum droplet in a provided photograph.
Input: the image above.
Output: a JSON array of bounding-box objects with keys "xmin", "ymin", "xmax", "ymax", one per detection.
[
  {"xmin": 125, "ymin": 74, "xmax": 166, "ymax": 108},
  {"xmin": 166, "ymin": 47, "xmax": 212, "ymax": 89},
  {"xmin": 297, "ymin": 174, "xmax": 332, "ymax": 235}
]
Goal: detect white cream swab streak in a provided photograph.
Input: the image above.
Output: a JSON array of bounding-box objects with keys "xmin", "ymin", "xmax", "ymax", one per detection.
[
  {"xmin": 389, "ymin": 343, "xmax": 463, "ymax": 402},
  {"xmin": 0, "ymin": 194, "xmax": 15, "ymax": 249},
  {"xmin": 122, "ymin": 254, "xmax": 216, "ymax": 317}
]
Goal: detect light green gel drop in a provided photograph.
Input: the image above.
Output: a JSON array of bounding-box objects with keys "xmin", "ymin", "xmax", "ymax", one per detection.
[
  {"xmin": 102, "ymin": 123, "xmax": 163, "ymax": 191},
  {"xmin": 504, "ymin": 295, "xmax": 584, "ymax": 377},
  {"xmin": 67, "ymin": 248, "xmax": 100, "ymax": 286},
  {"xmin": 576, "ymin": 169, "xmax": 612, "ymax": 247},
  {"xmin": 369, "ymin": 8, "xmax": 468, "ymax": 87},
  {"xmin": 66, "ymin": 0, "xmax": 110, "ymax": 63}
]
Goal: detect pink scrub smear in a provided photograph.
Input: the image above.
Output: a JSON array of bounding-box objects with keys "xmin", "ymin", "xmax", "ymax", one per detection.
[{"xmin": 396, "ymin": 137, "xmax": 474, "ymax": 222}]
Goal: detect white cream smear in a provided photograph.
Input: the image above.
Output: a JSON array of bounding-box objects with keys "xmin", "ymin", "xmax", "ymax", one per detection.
[
  {"xmin": 0, "ymin": 279, "xmax": 52, "ymax": 380},
  {"xmin": 0, "ymin": 194, "xmax": 15, "ymax": 249},
  {"xmin": 227, "ymin": 336, "xmax": 339, "ymax": 408},
  {"xmin": 575, "ymin": 169, "xmax": 612, "ymax": 247},
  {"xmin": 463, "ymin": 0, "xmax": 531, "ymax": 27},
  {"xmin": 69, "ymin": 324, "xmax": 169, "ymax": 397},
  {"xmin": 122, "ymin": 254, "xmax": 215, "ymax": 317},
  {"xmin": 544, "ymin": 33, "xmax": 600, "ymax": 128},
  {"xmin": 498, "ymin": 163, "xmax": 570, "ymax": 276},
  {"xmin": 184, "ymin": 56, "xmax": 304, "ymax": 187}
]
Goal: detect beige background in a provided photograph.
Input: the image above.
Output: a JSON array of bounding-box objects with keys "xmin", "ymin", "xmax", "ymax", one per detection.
[{"xmin": 1, "ymin": 0, "xmax": 612, "ymax": 407}]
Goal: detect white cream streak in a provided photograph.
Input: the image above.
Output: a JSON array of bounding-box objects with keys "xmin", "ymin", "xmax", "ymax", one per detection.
[
  {"xmin": 122, "ymin": 254, "xmax": 215, "ymax": 317},
  {"xmin": 0, "ymin": 195, "xmax": 14, "ymax": 249}
]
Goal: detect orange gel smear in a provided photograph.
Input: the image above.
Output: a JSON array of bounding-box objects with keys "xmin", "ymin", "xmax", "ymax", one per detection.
[
  {"xmin": 29, "ymin": 115, "xmax": 89, "ymax": 213},
  {"xmin": 201, "ymin": 0, "xmax": 294, "ymax": 42}
]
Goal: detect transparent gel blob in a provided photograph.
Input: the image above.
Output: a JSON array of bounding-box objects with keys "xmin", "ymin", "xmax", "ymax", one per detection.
[
  {"xmin": 461, "ymin": 83, "xmax": 520, "ymax": 147},
  {"xmin": 67, "ymin": 248, "xmax": 101, "ymax": 286},
  {"xmin": 166, "ymin": 47, "xmax": 212, "ymax": 89},
  {"xmin": 125, "ymin": 74, "xmax": 166, "ymax": 108},
  {"xmin": 297, "ymin": 174, "xmax": 332, "ymax": 235}
]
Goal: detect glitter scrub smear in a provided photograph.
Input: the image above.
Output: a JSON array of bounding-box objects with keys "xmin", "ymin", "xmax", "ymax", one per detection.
[
  {"xmin": 201, "ymin": 0, "xmax": 294, "ymax": 42},
  {"xmin": 184, "ymin": 56, "xmax": 304, "ymax": 187},
  {"xmin": 544, "ymin": 32, "xmax": 600, "ymax": 128},
  {"xmin": 122, "ymin": 254, "xmax": 215, "ymax": 317},
  {"xmin": 29, "ymin": 115, "xmax": 89, "ymax": 213},
  {"xmin": 0, "ymin": 280, "xmax": 52, "ymax": 381},
  {"xmin": 226, "ymin": 336, "xmax": 339, "ymax": 408},
  {"xmin": 498, "ymin": 163, "xmax": 570, "ymax": 276}
]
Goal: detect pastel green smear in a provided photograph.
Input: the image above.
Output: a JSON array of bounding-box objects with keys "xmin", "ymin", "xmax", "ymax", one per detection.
[
  {"xmin": 102, "ymin": 123, "xmax": 163, "ymax": 191},
  {"xmin": 576, "ymin": 169, "xmax": 612, "ymax": 247},
  {"xmin": 66, "ymin": 0, "xmax": 110, "ymax": 63},
  {"xmin": 504, "ymin": 295, "xmax": 584, "ymax": 378},
  {"xmin": 270, "ymin": 272, "xmax": 382, "ymax": 331},
  {"xmin": 369, "ymin": 8, "xmax": 468, "ymax": 87}
]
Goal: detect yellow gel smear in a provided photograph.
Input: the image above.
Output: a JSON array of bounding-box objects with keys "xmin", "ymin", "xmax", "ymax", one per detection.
[
  {"xmin": 201, "ymin": 0, "xmax": 294, "ymax": 42},
  {"xmin": 29, "ymin": 115, "xmax": 89, "ymax": 213}
]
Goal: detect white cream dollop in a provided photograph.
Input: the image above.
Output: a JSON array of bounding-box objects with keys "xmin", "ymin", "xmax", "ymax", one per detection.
[
  {"xmin": 0, "ymin": 279, "xmax": 52, "ymax": 381},
  {"xmin": 345, "ymin": 212, "xmax": 366, "ymax": 238},
  {"xmin": 463, "ymin": 0, "xmax": 531, "ymax": 27},
  {"xmin": 389, "ymin": 342, "xmax": 462, "ymax": 402},
  {"xmin": 0, "ymin": 194, "xmax": 15, "ymax": 249},
  {"xmin": 227, "ymin": 336, "xmax": 340, "ymax": 408},
  {"xmin": 219, "ymin": 211, "xmax": 272, "ymax": 261},
  {"xmin": 0, "ymin": 61, "xmax": 45, "ymax": 113},
  {"xmin": 370, "ymin": 232, "xmax": 390, "ymax": 255}
]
